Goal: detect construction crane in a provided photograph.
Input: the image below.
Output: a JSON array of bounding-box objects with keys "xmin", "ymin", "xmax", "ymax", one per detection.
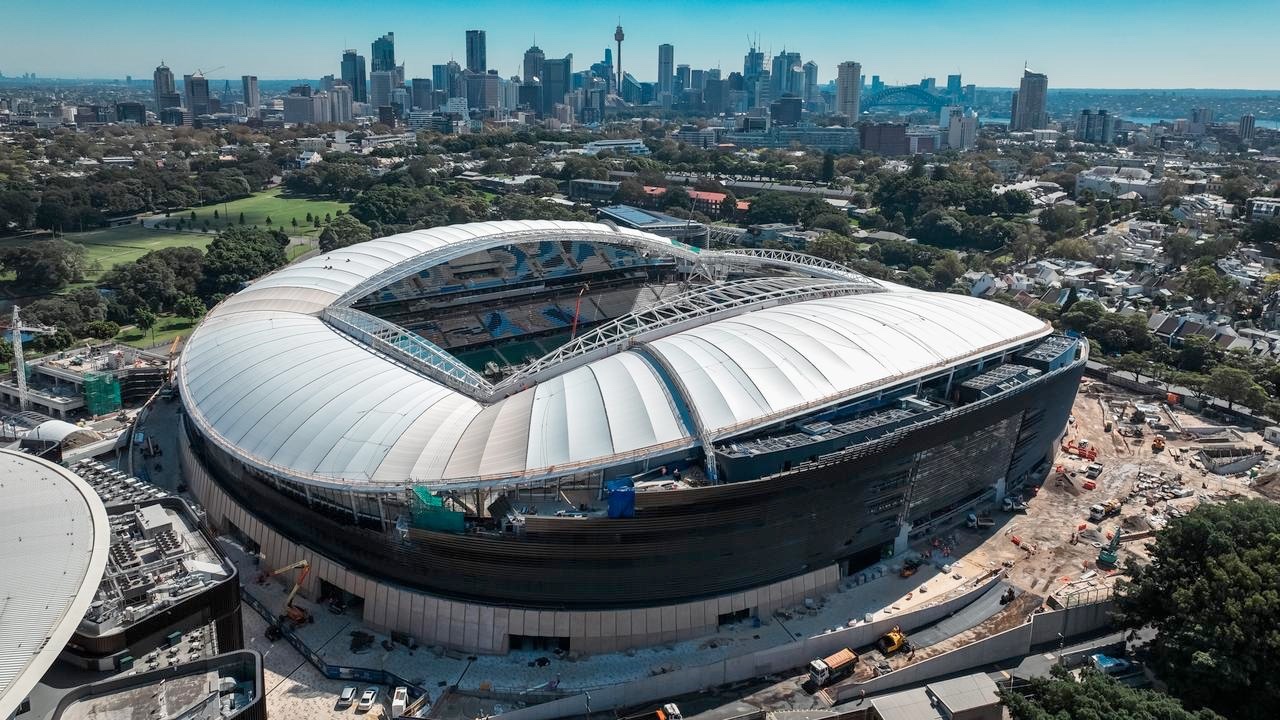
[
  {"xmin": 264, "ymin": 559, "xmax": 313, "ymax": 626},
  {"xmin": 4, "ymin": 306, "xmax": 57, "ymax": 411},
  {"xmin": 165, "ymin": 335, "xmax": 182, "ymax": 382},
  {"xmin": 193, "ymin": 65, "xmax": 225, "ymax": 77}
]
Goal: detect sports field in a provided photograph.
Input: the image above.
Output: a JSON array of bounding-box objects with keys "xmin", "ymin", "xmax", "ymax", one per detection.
[{"xmin": 178, "ymin": 189, "xmax": 350, "ymax": 237}]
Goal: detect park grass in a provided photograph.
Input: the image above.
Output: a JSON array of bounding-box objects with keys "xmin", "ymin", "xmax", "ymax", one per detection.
[
  {"xmin": 115, "ymin": 315, "xmax": 198, "ymax": 350},
  {"xmin": 0, "ymin": 226, "xmax": 214, "ymax": 284},
  {"xmin": 176, "ymin": 188, "xmax": 351, "ymax": 238}
]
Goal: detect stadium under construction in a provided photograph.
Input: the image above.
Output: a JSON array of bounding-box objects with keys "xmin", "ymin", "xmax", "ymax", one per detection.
[{"xmin": 175, "ymin": 220, "xmax": 1085, "ymax": 655}]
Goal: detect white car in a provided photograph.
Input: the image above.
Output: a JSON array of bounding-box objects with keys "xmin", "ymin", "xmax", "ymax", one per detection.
[
  {"xmin": 337, "ymin": 687, "xmax": 357, "ymax": 708},
  {"xmin": 357, "ymin": 688, "xmax": 378, "ymax": 712}
]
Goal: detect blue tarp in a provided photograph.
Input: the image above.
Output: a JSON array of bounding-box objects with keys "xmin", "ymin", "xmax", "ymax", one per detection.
[{"xmin": 606, "ymin": 477, "xmax": 635, "ymax": 518}]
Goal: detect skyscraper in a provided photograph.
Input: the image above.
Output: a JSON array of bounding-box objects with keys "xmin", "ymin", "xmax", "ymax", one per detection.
[
  {"xmin": 183, "ymin": 73, "xmax": 210, "ymax": 115},
  {"xmin": 411, "ymin": 78, "xmax": 434, "ymax": 110},
  {"xmin": 1240, "ymin": 114, "xmax": 1257, "ymax": 141},
  {"xmin": 370, "ymin": 70, "xmax": 395, "ymax": 110},
  {"xmin": 542, "ymin": 55, "xmax": 572, "ymax": 116},
  {"xmin": 152, "ymin": 61, "xmax": 178, "ymax": 112},
  {"xmin": 802, "ymin": 61, "xmax": 818, "ymax": 104},
  {"xmin": 770, "ymin": 51, "xmax": 802, "ymax": 98},
  {"xmin": 372, "ymin": 32, "xmax": 396, "ymax": 73},
  {"xmin": 341, "ymin": 50, "xmax": 368, "ymax": 103},
  {"xmin": 465, "ymin": 30, "xmax": 487, "ymax": 73},
  {"xmin": 835, "ymin": 61, "xmax": 862, "ymax": 124},
  {"xmin": 522, "ymin": 45, "xmax": 545, "ymax": 83},
  {"xmin": 1076, "ymin": 109, "xmax": 1115, "ymax": 145},
  {"xmin": 657, "ymin": 44, "xmax": 674, "ymax": 99},
  {"xmin": 1190, "ymin": 107, "xmax": 1213, "ymax": 135},
  {"xmin": 743, "ymin": 43, "xmax": 764, "ymax": 108},
  {"xmin": 241, "ymin": 75, "xmax": 260, "ymax": 112},
  {"xmin": 946, "ymin": 74, "xmax": 962, "ymax": 98},
  {"xmin": 676, "ymin": 64, "xmax": 691, "ymax": 94},
  {"xmin": 1011, "ymin": 68, "xmax": 1048, "ymax": 131}
]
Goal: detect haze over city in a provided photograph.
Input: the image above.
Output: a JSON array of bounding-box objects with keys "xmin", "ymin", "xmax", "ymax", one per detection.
[{"xmin": 4, "ymin": 0, "xmax": 1279, "ymax": 88}]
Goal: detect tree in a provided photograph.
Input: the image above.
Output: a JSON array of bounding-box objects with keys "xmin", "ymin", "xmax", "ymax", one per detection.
[
  {"xmin": 134, "ymin": 307, "xmax": 157, "ymax": 344},
  {"xmin": 1205, "ymin": 365, "xmax": 1265, "ymax": 410},
  {"xmin": 175, "ymin": 295, "xmax": 206, "ymax": 320},
  {"xmin": 1038, "ymin": 205, "xmax": 1081, "ymax": 240},
  {"xmin": 820, "ymin": 153, "xmax": 836, "ymax": 183},
  {"xmin": 662, "ymin": 184, "xmax": 692, "ymax": 210},
  {"xmin": 1001, "ymin": 666, "xmax": 1221, "ymax": 720},
  {"xmin": 238, "ymin": 212, "xmax": 245, "ymax": 224},
  {"xmin": 0, "ymin": 239, "xmax": 88, "ymax": 290},
  {"xmin": 1115, "ymin": 500, "xmax": 1280, "ymax": 720},
  {"xmin": 199, "ymin": 226, "xmax": 288, "ymax": 299},
  {"xmin": 811, "ymin": 213, "xmax": 852, "ymax": 237},
  {"xmin": 1113, "ymin": 352, "xmax": 1148, "ymax": 383},
  {"xmin": 264, "ymin": 215, "xmax": 273, "ymax": 226},
  {"xmin": 929, "ymin": 252, "xmax": 966, "ymax": 289},
  {"xmin": 292, "ymin": 217, "xmax": 298, "ymax": 227},
  {"xmin": 213, "ymin": 209, "xmax": 220, "ymax": 220},
  {"xmin": 317, "ymin": 214, "xmax": 374, "ymax": 252},
  {"xmin": 82, "ymin": 320, "xmax": 120, "ymax": 341}
]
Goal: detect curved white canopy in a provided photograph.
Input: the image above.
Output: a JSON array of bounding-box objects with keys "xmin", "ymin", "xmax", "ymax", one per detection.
[{"xmin": 179, "ymin": 221, "xmax": 1051, "ymax": 490}]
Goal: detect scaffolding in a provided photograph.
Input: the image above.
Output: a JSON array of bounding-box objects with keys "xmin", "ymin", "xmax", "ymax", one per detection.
[
  {"xmin": 409, "ymin": 487, "xmax": 465, "ymax": 533},
  {"xmin": 83, "ymin": 371, "xmax": 122, "ymax": 416}
]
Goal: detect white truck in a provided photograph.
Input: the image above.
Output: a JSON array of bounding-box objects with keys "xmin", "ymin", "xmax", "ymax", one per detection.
[
  {"xmin": 808, "ymin": 647, "xmax": 858, "ymax": 687},
  {"xmin": 390, "ymin": 687, "xmax": 408, "ymax": 717}
]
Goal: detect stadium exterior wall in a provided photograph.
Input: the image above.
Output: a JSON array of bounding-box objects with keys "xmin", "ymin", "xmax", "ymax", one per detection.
[
  {"xmin": 181, "ymin": 431, "xmax": 838, "ymax": 654},
  {"xmin": 179, "ymin": 354, "xmax": 1083, "ymax": 655}
]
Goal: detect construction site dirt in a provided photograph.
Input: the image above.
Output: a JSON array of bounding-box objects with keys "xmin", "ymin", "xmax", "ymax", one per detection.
[{"xmin": 679, "ymin": 378, "xmax": 1276, "ymax": 716}]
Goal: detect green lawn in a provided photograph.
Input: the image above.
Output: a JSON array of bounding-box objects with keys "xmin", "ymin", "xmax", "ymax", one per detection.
[
  {"xmin": 168, "ymin": 189, "xmax": 351, "ymax": 238},
  {"xmin": 115, "ymin": 315, "xmax": 198, "ymax": 350},
  {"xmin": 0, "ymin": 226, "xmax": 214, "ymax": 283}
]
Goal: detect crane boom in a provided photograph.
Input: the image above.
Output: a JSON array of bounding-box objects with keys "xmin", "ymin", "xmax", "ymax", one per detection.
[{"xmin": 6, "ymin": 306, "xmax": 57, "ymax": 411}]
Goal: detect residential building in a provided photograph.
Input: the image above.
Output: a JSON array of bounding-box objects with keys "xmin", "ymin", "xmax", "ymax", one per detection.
[
  {"xmin": 340, "ymin": 50, "xmax": 368, "ymax": 103},
  {"xmin": 722, "ymin": 126, "xmax": 859, "ymax": 152},
  {"xmin": 329, "ymin": 82, "xmax": 353, "ymax": 122},
  {"xmin": 465, "ymin": 30, "xmax": 487, "ymax": 73},
  {"xmin": 835, "ymin": 61, "xmax": 862, "ymax": 123},
  {"xmin": 183, "ymin": 72, "xmax": 210, "ymax": 115},
  {"xmin": 944, "ymin": 107, "xmax": 978, "ymax": 150},
  {"xmin": 1076, "ymin": 109, "xmax": 1115, "ymax": 144},
  {"xmin": 152, "ymin": 61, "xmax": 176, "ymax": 112},
  {"xmin": 241, "ymin": 75, "xmax": 259, "ymax": 113},
  {"xmin": 1189, "ymin": 107, "xmax": 1213, "ymax": 135},
  {"xmin": 1248, "ymin": 197, "xmax": 1280, "ymax": 219},
  {"xmin": 1075, "ymin": 166, "xmax": 1164, "ymax": 203},
  {"xmin": 1240, "ymin": 114, "xmax": 1257, "ymax": 141},
  {"xmin": 1011, "ymin": 68, "xmax": 1048, "ymax": 131}
]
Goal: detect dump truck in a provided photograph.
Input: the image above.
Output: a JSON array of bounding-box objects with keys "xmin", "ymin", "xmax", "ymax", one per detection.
[
  {"xmin": 1152, "ymin": 435, "xmax": 1166, "ymax": 452},
  {"xmin": 877, "ymin": 626, "xmax": 909, "ymax": 656},
  {"xmin": 808, "ymin": 647, "xmax": 858, "ymax": 687},
  {"xmin": 1089, "ymin": 499, "xmax": 1122, "ymax": 523}
]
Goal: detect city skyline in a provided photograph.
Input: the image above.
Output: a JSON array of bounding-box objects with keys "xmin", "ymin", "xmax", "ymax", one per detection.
[{"xmin": 4, "ymin": 0, "xmax": 1279, "ymax": 89}]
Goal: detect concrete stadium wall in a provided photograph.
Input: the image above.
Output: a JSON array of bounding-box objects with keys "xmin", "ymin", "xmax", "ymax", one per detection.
[
  {"xmin": 832, "ymin": 600, "xmax": 1116, "ymax": 701},
  {"xmin": 492, "ymin": 574, "xmax": 1007, "ymax": 720},
  {"xmin": 180, "ymin": 428, "xmax": 838, "ymax": 656}
]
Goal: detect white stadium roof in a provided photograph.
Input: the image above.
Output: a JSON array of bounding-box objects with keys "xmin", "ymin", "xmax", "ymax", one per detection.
[
  {"xmin": 179, "ymin": 220, "xmax": 1050, "ymax": 491},
  {"xmin": 0, "ymin": 450, "xmax": 109, "ymax": 719}
]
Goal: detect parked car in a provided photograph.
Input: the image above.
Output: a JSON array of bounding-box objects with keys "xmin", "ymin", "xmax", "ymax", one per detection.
[
  {"xmin": 338, "ymin": 687, "xmax": 357, "ymax": 708},
  {"xmin": 357, "ymin": 688, "xmax": 378, "ymax": 712}
]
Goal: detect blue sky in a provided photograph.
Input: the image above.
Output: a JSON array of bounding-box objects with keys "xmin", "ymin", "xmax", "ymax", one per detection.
[{"xmin": 4, "ymin": 0, "xmax": 1277, "ymax": 88}]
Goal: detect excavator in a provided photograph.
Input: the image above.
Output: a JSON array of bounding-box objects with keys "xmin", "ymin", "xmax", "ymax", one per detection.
[
  {"xmin": 1098, "ymin": 530, "xmax": 1123, "ymax": 567},
  {"xmin": 267, "ymin": 559, "xmax": 314, "ymax": 627}
]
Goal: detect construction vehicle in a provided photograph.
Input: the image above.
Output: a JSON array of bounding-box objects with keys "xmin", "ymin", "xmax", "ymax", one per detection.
[
  {"xmin": 1089, "ymin": 499, "xmax": 1122, "ymax": 523},
  {"xmin": 618, "ymin": 704, "xmax": 683, "ymax": 720},
  {"xmin": 1152, "ymin": 435, "xmax": 1166, "ymax": 452},
  {"xmin": 1098, "ymin": 530, "xmax": 1122, "ymax": 567},
  {"xmin": 1002, "ymin": 495, "xmax": 1028, "ymax": 513},
  {"xmin": 267, "ymin": 559, "xmax": 314, "ymax": 626},
  {"xmin": 808, "ymin": 647, "xmax": 858, "ymax": 687},
  {"xmin": 1061, "ymin": 439, "xmax": 1098, "ymax": 460},
  {"xmin": 966, "ymin": 512, "xmax": 994, "ymax": 529},
  {"xmin": 1085, "ymin": 463, "xmax": 1104, "ymax": 479},
  {"xmin": 877, "ymin": 626, "xmax": 909, "ymax": 656}
]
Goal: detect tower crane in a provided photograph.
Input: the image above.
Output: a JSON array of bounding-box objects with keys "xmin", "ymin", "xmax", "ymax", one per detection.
[
  {"xmin": 4, "ymin": 306, "xmax": 57, "ymax": 411},
  {"xmin": 262, "ymin": 559, "xmax": 314, "ymax": 626},
  {"xmin": 194, "ymin": 65, "xmax": 225, "ymax": 77}
]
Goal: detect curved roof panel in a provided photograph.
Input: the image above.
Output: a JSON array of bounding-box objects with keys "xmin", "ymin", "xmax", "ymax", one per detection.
[
  {"xmin": 0, "ymin": 451, "xmax": 109, "ymax": 719},
  {"xmin": 179, "ymin": 221, "xmax": 1051, "ymax": 490}
]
